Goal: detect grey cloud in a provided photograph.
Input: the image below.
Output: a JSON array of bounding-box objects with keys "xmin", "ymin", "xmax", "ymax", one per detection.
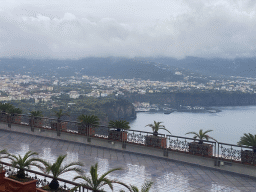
[{"xmin": 0, "ymin": 0, "xmax": 256, "ymax": 59}]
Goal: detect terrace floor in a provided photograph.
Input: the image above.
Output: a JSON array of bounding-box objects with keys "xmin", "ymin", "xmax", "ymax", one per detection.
[{"xmin": 0, "ymin": 130, "xmax": 256, "ymax": 192}]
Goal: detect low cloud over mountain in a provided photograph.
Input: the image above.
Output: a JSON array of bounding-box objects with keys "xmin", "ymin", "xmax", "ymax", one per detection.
[{"xmin": 1, "ymin": 0, "xmax": 256, "ymax": 59}]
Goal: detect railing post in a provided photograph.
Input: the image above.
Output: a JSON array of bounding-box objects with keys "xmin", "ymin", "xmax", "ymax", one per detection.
[
  {"xmin": 57, "ymin": 121, "xmax": 61, "ymax": 136},
  {"xmin": 87, "ymin": 126, "xmax": 91, "ymax": 142},
  {"xmin": 7, "ymin": 114, "xmax": 11, "ymax": 128},
  {"xmin": 30, "ymin": 116, "xmax": 34, "ymax": 132},
  {"xmin": 231, "ymin": 145, "xmax": 233, "ymax": 162},
  {"xmin": 122, "ymin": 128, "xmax": 126, "ymax": 149},
  {"xmin": 163, "ymin": 135, "xmax": 168, "ymax": 157}
]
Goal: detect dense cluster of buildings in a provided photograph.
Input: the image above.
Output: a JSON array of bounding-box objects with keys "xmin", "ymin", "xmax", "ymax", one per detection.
[{"xmin": 0, "ymin": 73, "xmax": 255, "ymax": 104}]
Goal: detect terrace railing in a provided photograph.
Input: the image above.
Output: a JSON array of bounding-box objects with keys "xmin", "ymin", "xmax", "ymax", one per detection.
[
  {"xmin": 166, "ymin": 135, "xmax": 217, "ymax": 158},
  {"xmin": 126, "ymin": 129, "xmax": 166, "ymax": 148},
  {"xmin": 1, "ymin": 112, "xmax": 256, "ymax": 166},
  {"xmin": 0, "ymin": 161, "xmax": 95, "ymax": 192}
]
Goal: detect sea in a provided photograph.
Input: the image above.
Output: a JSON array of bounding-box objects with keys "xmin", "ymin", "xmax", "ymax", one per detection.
[{"xmin": 129, "ymin": 106, "xmax": 256, "ymax": 145}]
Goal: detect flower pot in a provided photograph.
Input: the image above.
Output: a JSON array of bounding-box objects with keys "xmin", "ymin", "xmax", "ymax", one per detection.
[
  {"xmin": 0, "ymin": 113, "xmax": 7, "ymax": 122},
  {"xmin": 188, "ymin": 142, "xmax": 213, "ymax": 156},
  {"xmin": 78, "ymin": 125, "xmax": 96, "ymax": 136},
  {"xmin": 241, "ymin": 150, "xmax": 256, "ymax": 165},
  {"xmin": 0, "ymin": 170, "xmax": 5, "ymax": 186},
  {"xmin": 4, "ymin": 176, "xmax": 37, "ymax": 192},
  {"xmin": 108, "ymin": 130, "xmax": 127, "ymax": 141},
  {"xmin": 51, "ymin": 122, "xmax": 68, "ymax": 132},
  {"xmin": 60, "ymin": 122, "xmax": 68, "ymax": 131},
  {"xmin": 11, "ymin": 115, "xmax": 21, "ymax": 124},
  {"xmin": 145, "ymin": 135, "xmax": 167, "ymax": 148},
  {"xmin": 30, "ymin": 118, "xmax": 43, "ymax": 128},
  {"xmin": 51, "ymin": 122, "xmax": 57, "ymax": 130}
]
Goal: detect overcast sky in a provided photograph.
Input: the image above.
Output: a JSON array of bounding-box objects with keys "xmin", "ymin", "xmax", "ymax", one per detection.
[{"xmin": 0, "ymin": 0, "xmax": 256, "ymax": 59}]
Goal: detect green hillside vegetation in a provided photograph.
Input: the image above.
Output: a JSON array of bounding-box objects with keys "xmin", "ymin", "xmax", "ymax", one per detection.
[{"xmin": 7, "ymin": 97, "xmax": 135, "ymax": 124}]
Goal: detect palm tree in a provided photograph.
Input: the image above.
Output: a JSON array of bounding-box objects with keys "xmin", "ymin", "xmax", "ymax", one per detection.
[
  {"xmin": 108, "ymin": 120, "xmax": 130, "ymax": 131},
  {"xmin": 73, "ymin": 163, "xmax": 130, "ymax": 192},
  {"xmin": 43, "ymin": 154, "xmax": 83, "ymax": 190},
  {"xmin": 78, "ymin": 114, "xmax": 100, "ymax": 134},
  {"xmin": 8, "ymin": 107, "xmax": 22, "ymax": 115},
  {"xmin": 145, "ymin": 121, "xmax": 171, "ymax": 136},
  {"xmin": 7, "ymin": 151, "xmax": 45, "ymax": 178},
  {"xmin": 186, "ymin": 129, "xmax": 217, "ymax": 144},
  {"xmin": 120, "ymin": 181, "xmax": 153, "ymax": 192},
  {"xmin": 0, "ymin": 149, "xmax": 8, "ymax": 170},
  {"xmin": 238, "ymin": 133, "xmax": 256, "ymax": 152},
  {"xmin": 30, "ymin": 110, "xmax": 43, "ymax": 127},
  {"xmin": 0, "ymin": 103, "xmax": 15, "ymax": 113},
  {"xmin": 30, "ymin": 110, "xmax": 43, "ymax": 118},
  {"xmin": 54, "ymin": 109, "xmax": 69, "ymax": 122}
]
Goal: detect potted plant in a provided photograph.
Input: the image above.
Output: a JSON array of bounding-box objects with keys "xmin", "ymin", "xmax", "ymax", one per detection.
[
  {"xmin": 77, "ymin": 114, "xmax": 100, "ymax": 136},
  {"xmin": 73, "ymin": 163, "xmax": 130, "ymax": 192},
  {"xmin": 52, "ymin": 109, "xmax": 69, "ymax": 132},
  {"xmin": 29, "ymin": 110, "xmax": 44, "ymax": 128},
  {"xmin": 185, "ymin": 129, "xmax": 217, "ymax": 156},
  {"xmin": 237, "ymin": 133, "xmax": 256, "ymax": 165},
  {"xmin": 108, "ymin": 120, "xmax": 130, "ymax": 142},
  {"xmin": 0, "ymin": 103, "xmax": 14, "ymax": 122},
  {"xmin": 6, "ymin": 151, "xmax": 45, "ymax": 192},
  {"xmin": 41, "ymin": 154, "xmax": 83, "ymax": 191},
  {"xmin": 8, "ymin": 107, "xmax": 23, "ymax": 124},
  {"xmin": 145, "ymin": 121, "xmax": 171, "ymax": 148}
]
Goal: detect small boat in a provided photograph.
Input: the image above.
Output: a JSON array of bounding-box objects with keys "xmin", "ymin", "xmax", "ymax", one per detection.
[{"xmin": 164, "ymin": 111, "xmax": 173, "ymax": 114}]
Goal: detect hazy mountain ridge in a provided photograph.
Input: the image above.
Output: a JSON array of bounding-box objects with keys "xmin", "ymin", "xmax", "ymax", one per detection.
[
  {"xmin": 150, "ymin": 57, "xmax": 256, "ymax": 78},
  {"xmin": 0, "ymin": 58, "xmax": 183, "ymax": 81},
  {"xmin": 1, "ymin": 57, "xmax": 256, "ymax": 80}
]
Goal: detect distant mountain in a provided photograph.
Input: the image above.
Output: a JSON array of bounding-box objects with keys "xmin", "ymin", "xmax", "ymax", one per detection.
[
  {"xmin": 1, "ymin": 56, "xmax": 255, "ymax": 80},
  {"xmin": 0, "ymin": 58, "xmax": 183, "ymax": 81},
  {"xmin": 149, "ymin": 57, "xmax": 256, "ymax": 78}
]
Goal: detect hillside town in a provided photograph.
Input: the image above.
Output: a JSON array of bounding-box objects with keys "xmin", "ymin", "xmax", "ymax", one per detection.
[{"xmin": 0, "ymin": 73, "xmax": 256, "ymax": 110}]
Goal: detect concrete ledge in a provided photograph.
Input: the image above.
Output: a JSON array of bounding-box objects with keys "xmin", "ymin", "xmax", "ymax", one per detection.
[{"xmin": 1, "ymin": 122, "xmax": 256, "ymax": 179}]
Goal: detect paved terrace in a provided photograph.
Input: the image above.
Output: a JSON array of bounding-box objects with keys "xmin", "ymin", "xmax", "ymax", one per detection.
[{"xmin": 0, "ymin": 130, "xmax": 256, "ymax": 192}]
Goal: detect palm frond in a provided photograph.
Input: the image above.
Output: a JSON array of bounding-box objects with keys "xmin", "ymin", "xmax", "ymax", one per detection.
[
  {"xmin": 238, "ymin": 133, "xmax": 256, "ymax": 147},
  {"xmin": 141, "ymin": 181, "xmax": 153, "ymax": 192},
  {"xmin": 98, "ymin": 167, "xmax": 122, "ymax": 181}
]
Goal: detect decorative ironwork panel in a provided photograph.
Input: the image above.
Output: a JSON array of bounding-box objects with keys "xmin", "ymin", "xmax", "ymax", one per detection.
[
  {"xmin": 94, "ymin": 126, "xmax": 109, "ymax": 138},
  {"xmin": 127, "ymin": 132, "xmax": 145, "ymax": 145},
  {"xmin": 220, "ymin": 145, "xmax": 241, "ymax": 161},
  {"xmin": 168, "ymin": 138, "xmax": 189, "ymax": 152},
  {"xmin": 65, "ymin": 121, "xmax": 78, "ymax": 133},
  {"xmin": 39, "ymin": 118, "xmax": 53, "ymax": 130},
  {"xmin": 21, "ymin": 115, "xmax": 30, "ymax": 126}
]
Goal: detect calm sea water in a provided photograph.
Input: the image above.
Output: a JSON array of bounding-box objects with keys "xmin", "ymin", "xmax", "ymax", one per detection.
[{"xmin": 129, "ymin": 106, "xmax": 256, "ymax": 145}]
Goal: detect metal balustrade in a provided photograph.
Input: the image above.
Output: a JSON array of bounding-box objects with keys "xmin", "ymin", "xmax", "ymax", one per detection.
[
  {"xmin": 166, "ymin": 135, "xmax": 217, "ymax": 157},
  {"xmin": 1, "ymin": 112, "xmax": 256, "ymax": 166},
  {"xmin": 0, "ymin": 161, "xmax": 94, "ymax": 192}
]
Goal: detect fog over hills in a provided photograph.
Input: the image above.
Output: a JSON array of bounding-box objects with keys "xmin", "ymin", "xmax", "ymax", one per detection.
[
  {"xmin": 150, "ymin": 57, "xmax": 256, "ymax": 78},
  {"xmin": 0, "ymin": 58, "xmax": 183, "ymax": 81},
  {"xmin": 1, "ymin": 57, "xmax": 256, "ymax": 80}
]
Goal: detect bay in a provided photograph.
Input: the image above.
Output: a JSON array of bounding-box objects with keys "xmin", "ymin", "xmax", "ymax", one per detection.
[{"xmin": 129, "ymin": 106, "xmax": 256, "ymax": 145}]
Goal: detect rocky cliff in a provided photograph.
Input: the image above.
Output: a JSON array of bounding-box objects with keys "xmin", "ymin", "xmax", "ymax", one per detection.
[{"xmin": 101, "ymin": 99, "xmax": 136, "ymax": 122}]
